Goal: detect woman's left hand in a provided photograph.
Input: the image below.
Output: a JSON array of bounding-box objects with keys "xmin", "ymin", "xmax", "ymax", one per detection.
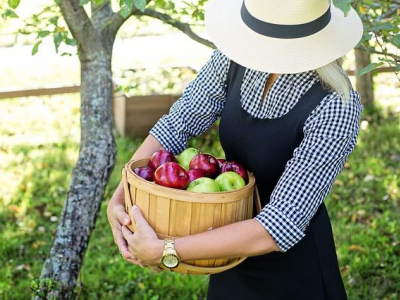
[{"xmin": 121, "ymin": 205, "xmax": 164, "ymax": 269}]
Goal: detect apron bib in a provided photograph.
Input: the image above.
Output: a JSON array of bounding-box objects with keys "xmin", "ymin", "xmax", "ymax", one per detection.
[{"xmin": 207, "ymin": 61, "xmax": 347, "ymax": 300}]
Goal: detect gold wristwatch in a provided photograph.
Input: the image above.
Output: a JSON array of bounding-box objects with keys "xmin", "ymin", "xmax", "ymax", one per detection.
[{"xmin": 160, "ymin": 238, "xmax": 180, "ymax": 269}]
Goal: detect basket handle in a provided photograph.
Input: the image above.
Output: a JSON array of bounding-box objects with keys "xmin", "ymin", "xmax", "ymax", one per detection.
[
  {"xmin": 161, "ymin": 257, "xmax": 247, "ymax": 275},
  {"xmin": 254, "ymin": 184, "xmax": 262, "ymax": 215},
  {"xmin": 122, "ymin": 165, "xmax": 136, "ymax": 232}
]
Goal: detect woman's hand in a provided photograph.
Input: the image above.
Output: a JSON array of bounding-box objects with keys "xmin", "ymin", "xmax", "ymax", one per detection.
[
  {"xmin": 107, "ymin": 182, "xmax": 136, "ymax": 261},
  {"xmin": 121, "ymin": 205, "xmax": 164, "ymax": 267}
]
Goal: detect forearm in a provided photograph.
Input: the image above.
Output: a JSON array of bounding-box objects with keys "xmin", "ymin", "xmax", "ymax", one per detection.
[
  {"xmin": 175, "ymin": 219, "xmax": 281, "ymax": 261},
  {"xmin": 131, "ymin": 134, "xmax": 164, "ymax": 160}
]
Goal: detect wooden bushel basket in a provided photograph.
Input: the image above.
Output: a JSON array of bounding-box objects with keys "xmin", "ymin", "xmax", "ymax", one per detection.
[{"xmin": 123, "ymin": 158, "xmax": 256, "ymax": 275}]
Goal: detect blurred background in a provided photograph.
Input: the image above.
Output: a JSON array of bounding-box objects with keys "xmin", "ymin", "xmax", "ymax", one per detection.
[{"xmin": 0, "ymin": 0, "xmax": 399, "ymax": 299}]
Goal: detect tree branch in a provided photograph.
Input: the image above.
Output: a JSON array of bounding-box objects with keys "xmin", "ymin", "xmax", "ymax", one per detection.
[
  {"xmin": 380, "ymin": 4, "xmax": 400, "ymax": 20},
  {"xmin": 91, "ymin": 1, "xmax": 116, "ymax": 52},
  {"xmin": 135, "ymin": 8, "xmax": 216, "ymax": 49},
  {"xmin": 59, "ymin": 0, "xmax": 103, "ymax": 55},
  {"xmin": 107, "ymin": 0, "xmax": 153, "ymax": 40},
  {"xmin": 363, "ymin": 44, "xmax": 400, "ymax": 63}
]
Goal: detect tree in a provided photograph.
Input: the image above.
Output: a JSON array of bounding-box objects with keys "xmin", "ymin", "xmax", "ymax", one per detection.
[
  {"xmin": 2, "ymin": 0, "xmax": 211, "ymax": 298},
  {"xmin": 335, "ymin": 0, "xmax": 400, "ymax": 109}
]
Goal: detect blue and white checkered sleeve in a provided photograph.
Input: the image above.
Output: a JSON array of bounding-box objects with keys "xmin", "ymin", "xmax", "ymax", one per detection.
[
  {"xmin": 150, "ymin": 50, "xmax": 230, "ymax": 154},
  {"xmin": 255, "ymin": 90, "xmax": 363, "ymax": 252}
]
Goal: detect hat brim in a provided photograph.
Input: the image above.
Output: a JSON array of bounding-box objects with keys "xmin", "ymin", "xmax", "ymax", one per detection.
[{"xmin": 205, "ymin": 0, "xmax": 363, "ymax": 74}]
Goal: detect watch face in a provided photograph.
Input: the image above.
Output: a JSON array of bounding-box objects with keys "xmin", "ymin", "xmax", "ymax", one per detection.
[{"xmin": 162, "ymin": 255, "xmax": 179, "ymax": 268}]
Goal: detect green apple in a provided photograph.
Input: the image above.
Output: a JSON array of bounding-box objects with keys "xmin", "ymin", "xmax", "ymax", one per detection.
[
  {"xmin": 186, "ymin": 177, "xmax": 220, "ymax": 193},
  {"xmin": 177, "ymin": 147, "xmax": 200, "ymax": 171},
  {"xmin": 215, "ymin": 171, "xmax": 246, "ymax": 191}
]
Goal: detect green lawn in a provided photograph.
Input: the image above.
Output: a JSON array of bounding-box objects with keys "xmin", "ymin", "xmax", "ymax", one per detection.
[{"xmin": 0, "ymin": 92, "xmax": 399, "ymax": 299}]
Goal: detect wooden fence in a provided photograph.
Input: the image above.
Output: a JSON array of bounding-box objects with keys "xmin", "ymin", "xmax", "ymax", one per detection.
[
  {"xmin": 0, "ymin": 66, "xmax": 396, "ymax": 100},
  {"xmin": 0, "ymin": 86, "xmax": 80, "ymax": 100}
]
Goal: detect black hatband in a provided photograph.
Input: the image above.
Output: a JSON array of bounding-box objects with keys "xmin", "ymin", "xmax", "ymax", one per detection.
[{"xmin": 240, "ymin": 2, "xmax": 331, "ymax": 39}]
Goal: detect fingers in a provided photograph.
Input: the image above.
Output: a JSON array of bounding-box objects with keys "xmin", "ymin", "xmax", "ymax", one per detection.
[
  {"xmin": 114, "ymin": 229, "xmax": 133, "ymax": 259},
  {"xmin": 121, "ymin": 224, "xmax": 133, "ymax": 241},
  {"xmin": 123, "ymin": 255, "xmax": 141, "ymax": 265},
  {"xmin": 130, "ymin": 205, "xmax": 147, "ymax": 229},
  {"xmin": 115, "ymin": 204, "xmax": 131, "ymax": 226}
]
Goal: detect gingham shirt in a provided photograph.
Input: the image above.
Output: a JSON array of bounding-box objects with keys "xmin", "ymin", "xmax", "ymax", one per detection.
[{"xmin": 150, "ymin": 50, "xmax": 363, "ymax": 252}]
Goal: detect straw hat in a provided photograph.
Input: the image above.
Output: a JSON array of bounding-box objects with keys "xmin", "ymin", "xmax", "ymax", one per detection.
[{"xmin": 205, "ymin": 0, "xmax": 363, "ymax": 74}]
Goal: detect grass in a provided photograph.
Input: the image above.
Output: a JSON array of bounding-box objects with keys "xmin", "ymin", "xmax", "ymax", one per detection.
[{"xmin": 0, "ymin": 88, "xmax": 399, "ymax": 299}]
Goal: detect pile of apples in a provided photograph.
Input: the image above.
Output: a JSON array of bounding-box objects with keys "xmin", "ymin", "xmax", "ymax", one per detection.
[{"xmin": 133, "ymin": 148, "xmax": 249, "ymax": 192}]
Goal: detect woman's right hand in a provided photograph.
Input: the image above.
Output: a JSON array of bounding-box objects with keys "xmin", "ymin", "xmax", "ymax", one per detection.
[
  {"xmin": 107, "ymin": 134, "xmax": 164, "ymax": 261},
  {"xmin": 107, "ymin": 182, "xmax": 135, "ymax": 260}
]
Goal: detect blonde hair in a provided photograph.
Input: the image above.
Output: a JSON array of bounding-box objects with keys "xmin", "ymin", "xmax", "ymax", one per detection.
[{"xmin": 315, "ymin": 58, "xmax": 352, "ymax": 104}]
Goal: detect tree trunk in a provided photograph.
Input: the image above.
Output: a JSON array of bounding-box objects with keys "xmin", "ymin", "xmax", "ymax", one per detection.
[
  {"xmin": 37, "ymin": 49, "xmax": 116, "ymax": 299},
  {"xmin": 35, "ymin": 0, "xmax": 213, "ymax": 297},
  {"xmin": 355, "ymin": 48, "xmax": 374, "ymax": 109},
  {"xmin": 34, "ymin": 1, "xmax": 121, "ymax": 297}
]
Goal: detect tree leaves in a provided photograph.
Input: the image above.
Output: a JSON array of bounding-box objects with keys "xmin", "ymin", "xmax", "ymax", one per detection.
[
  {"xmin": 332, "ymin": 0, "xmax": 353, "ymax": 15},
  {"xmin": 357, "ymin": 62, "xmax": 384, "ymax": 78},
  {"xmin": 119, "ymin": 0, "xmax": 146, "ymax": 18},
  {"xmin": 134, "ymin": 0, "xmax": 146, "ymax": 12},
  {"xmin": 2, "ymin": 9, "xmax": 19, "ymax": 19},
  {"xmin": 32, "ymin": 41, "xmax": 42, "ymax": 56},
  {"xmin": 119, "ymin": 0, "xmax": 134, "ymax": 18},
  {"xmin": 8, "ymin": 0, "xmax": 20, "ymax": 9},
  {"xmin": 393, "ymin": 35, "xmax": 400, "ymax": 48}
]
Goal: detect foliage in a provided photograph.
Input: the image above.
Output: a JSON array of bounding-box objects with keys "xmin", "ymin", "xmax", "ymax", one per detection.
[
  {"xmin": 31, "ymin": 278, "xmax": 60, "ymax": 300},
  {"xmin": 0, "ymin": 0, "xmax": 208, "ymax": 56},
  {"xmin": 114, "ymin": 66, "xmax": 197, "ymax": 96},
  {"xmin": 335, "ymin": 0, "xmax": 400, "ymax": 78}
]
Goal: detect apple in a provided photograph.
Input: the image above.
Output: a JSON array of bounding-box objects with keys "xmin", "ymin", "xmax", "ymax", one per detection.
[
  {"xmin": 220, "ymin": 161, "xmax": 249, "ymax": 183},
  {"xmin": 134, "ymin": 166, "xmax": 154, "ymax": 181},
  {"xmin": 154, "ymin": 162, "xmax": 189, "ymax": 189},
  {"xmin": 186, "ymin": 177, "xmax": 220, "ymax": 193},
  {"xmin": 148, "ymin": 149, "xmax": 177, "ymax": 170},
  {"xmin": 215, "ymin": 171, "xmax": 246, "ymax": 191},
  {"xmin": 189, "ymin": 153, "xmax": 220, "ymax": 178},
  {"xmin": 187, "ymin": 169, "xmax": 205, "ymax": 183},
  {"xmin": 217, "ymin": 158, "xmax": 226, "ymax": 169},
  {"xmin": 177, "ymin": 147, "xmax": 200, "ymax": 171}
]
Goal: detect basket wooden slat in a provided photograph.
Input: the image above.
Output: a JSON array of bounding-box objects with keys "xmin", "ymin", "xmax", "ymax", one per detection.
[{"xmin": 123, "ymin": 158, "xmax": 255, "ymax": 275}]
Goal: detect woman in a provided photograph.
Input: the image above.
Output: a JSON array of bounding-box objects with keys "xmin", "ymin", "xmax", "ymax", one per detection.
[{"xmin": 107, "ymin": 0, "xmax": 364, "ymax": 299}]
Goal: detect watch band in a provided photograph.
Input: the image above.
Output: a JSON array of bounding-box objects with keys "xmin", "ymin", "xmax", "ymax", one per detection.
[
  {"xmin": 161, "ymin": 238, "xmax": 180, "ymax": 268},
  {"xmin": 165, "ymin": 238, "xmax": 175, "ymax": 251}
]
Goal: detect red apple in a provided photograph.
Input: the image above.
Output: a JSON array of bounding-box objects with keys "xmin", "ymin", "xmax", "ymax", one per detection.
[
  {"xmin": 220, "ymin": 161, "xmax": 249, "ymax": 183},
  {"xmin": 217, "ymin": 158, "xmax": 226, "ymax": 169},
  {"xmin": 154, "ymin": 162, "xmax": 189, "ymax": 189},
  {"xmin": 189, "ymin": 153, "xmax": 220, "ymax": 178},
  {"xmin": 148, "ymin": 149, "xmax": 177, "ymax": 170},
  {"xmin": 134, "ymin": 166, "xmax": 154, "ymax": 181},
  {"xmin": 187, "ymin": 169, "xmax": 205, "ymax": 183}
]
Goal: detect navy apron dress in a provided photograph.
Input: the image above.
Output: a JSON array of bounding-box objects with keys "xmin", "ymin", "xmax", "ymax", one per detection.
[{"xmin": 207, "ymin": 61, "xmax": 348, "ymax": 300}]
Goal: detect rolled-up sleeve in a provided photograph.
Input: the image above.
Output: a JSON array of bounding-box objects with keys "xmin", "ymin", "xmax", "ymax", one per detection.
[
  {"xmin": 150, "ymin": 50, "xmax": 230, "ymax": 154},
  {"xmin": 255, "ymin": 91, "xmax": 363, "ymax": 252}
]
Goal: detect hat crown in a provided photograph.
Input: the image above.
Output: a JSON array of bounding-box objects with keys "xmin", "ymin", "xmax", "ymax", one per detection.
[{"xmin": 245, "ymin": 0, "xmax": 330, "ymax": 25}]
